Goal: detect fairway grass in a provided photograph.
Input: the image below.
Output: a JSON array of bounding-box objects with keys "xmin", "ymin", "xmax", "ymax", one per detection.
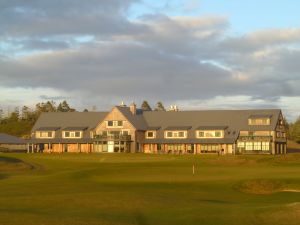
[{"xmin": 1, "ymin": 154, "xmax": 300, "ymax": 225}]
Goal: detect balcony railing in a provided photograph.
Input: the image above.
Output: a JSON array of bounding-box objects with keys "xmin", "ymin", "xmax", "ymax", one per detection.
[
  {"xmin": 238, "ymin": 135, "xmax": 273, "ymax": 142},
  {"xmin": 93, "ymin": 134, "xmax": 132, "ymax": 141}
]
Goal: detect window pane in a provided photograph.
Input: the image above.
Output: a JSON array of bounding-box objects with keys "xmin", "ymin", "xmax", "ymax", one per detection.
[
  {"xmin": 118, "ymin": 121, "xmax": 123, "ymax": 126},
  {"xmin": 107, "ymin": 121, "xmax": 113, "ymax": 126},
  {"xmin": 178, "ymin": 131, "xmax": 184, "ymax": 137}
]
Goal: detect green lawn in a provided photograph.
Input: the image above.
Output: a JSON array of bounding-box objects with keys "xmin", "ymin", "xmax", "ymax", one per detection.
[{"xmin": 1, "ymin": 153, "xmax": 300, "ymax": 225}]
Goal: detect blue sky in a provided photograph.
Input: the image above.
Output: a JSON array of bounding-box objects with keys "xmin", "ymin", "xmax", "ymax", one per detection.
[
  {"xmin": 0, "ymin": 0, "xmax": 300, "ymax": 121},
  {"xmin": 130, "ymin": 0, "xmax": 300, "ymax": 33}
]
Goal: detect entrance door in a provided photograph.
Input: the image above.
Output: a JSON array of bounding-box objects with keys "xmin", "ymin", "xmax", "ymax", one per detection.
[{"xmin": 108, "ymin": 141, "xmax": 114, "ymax": 153}]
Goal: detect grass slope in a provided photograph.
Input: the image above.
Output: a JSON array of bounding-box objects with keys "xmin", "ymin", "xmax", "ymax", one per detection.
[{"xmin": 1, "ymin": 154, "xmax": 300, "ymax": 225}]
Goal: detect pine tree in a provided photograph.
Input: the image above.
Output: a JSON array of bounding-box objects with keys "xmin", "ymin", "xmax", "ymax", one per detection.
[
  {"xmin": 154, "ymin": 101, "xmax": 165, "ymax": 111},
  {"xmin": 57, "ymin": 100, "xmax": 75, "ymax": 112},
  {"xmin": 141, "ymin": 101, "xmax": 152, "ymax": 111}
]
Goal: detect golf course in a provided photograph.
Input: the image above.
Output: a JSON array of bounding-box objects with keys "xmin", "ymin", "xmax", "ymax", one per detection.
[{"xmin": 1, "ymin": 153, "xmax": 300, "ymax": 225}]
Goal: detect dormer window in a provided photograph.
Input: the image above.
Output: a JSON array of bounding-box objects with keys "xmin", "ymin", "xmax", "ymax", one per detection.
[
  {"xmin": 146, "ymin": 131, "xmax": 156, "ymax": 139},
  {"xmin": 63, "ymin": 131, "xmax": 82, "ymax": 138},
  {"xmin": 197, "ymin": 130, "xmax": 224, "ymax": 138},
  {"xmin": 36, "ymin": 131, "xmax": 54, "ymax": 138},
  {"xmin": 248, "ymin": 115, "xmax": 271, "ymax": 125},
  {"xmin": 164, "ymin": 131, "xmax": 187, "ymax": 139}
]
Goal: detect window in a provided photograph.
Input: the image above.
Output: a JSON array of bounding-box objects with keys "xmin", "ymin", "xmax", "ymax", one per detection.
[
  {"xmin": 146, "ymin": 131, "xmax": 155, "ymax": 139},
  {"xmin": 198, "ymin": 131, "xmax": 205, "ymax": 137},
  {"xmin": 197, "ymin": 130, "xmax": 223, "ymax": 138},
  {"xmin": 245, "ymin": 142, "xmax": 253, "ymax": 150},
  {"xmin": 122, "ymin": 130, "xmax": 129, "ymax": 136},
  {"xmin": 253, "ymin": 142, "xmax": 261, "ymax": 150},
  {"xmin": 237, "ymin": 142, "xmax": 245, "ymax": 148},
  {"xmin": 63, "ymin": 131, "xmax": 82, "ymax": 138},
  {"xmin": 107, "ymin": 120, "xmax": 123, "ymax": 127},
  {"xmin": 37, "ymin": 131, "xmax": 54, "ymax": 138},
  {"xmin": 248, "ymin": 118, "xmax": 270, "ymax": 125},
  {"xmin": 262, "ymin": 142, "xmax": 270, "ymax": 151},
  {"xmin": 165, "ymin": 131, "xmax": 187, "ymax": 139},
  {"xmin": 200, "ymin": 144, "xmax": 220, "ymax": 152}
]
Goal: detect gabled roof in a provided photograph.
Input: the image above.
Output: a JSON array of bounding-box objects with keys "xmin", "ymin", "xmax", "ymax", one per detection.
[
  {"xmin": 115, "ymin": 106, "xmax": 148, "ymax": 130},
  {"xmin": 0, "ymin": 133, "xmax": 27, "ymax": 144},
  {"xmin": 31, "ymin": 112, "xmax": 108, "ymax": 132}
]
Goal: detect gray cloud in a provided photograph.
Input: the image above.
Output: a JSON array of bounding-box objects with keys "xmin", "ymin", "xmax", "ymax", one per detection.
[{"xmin": 0, "ymin": 1, "xmax": 300, "ymax": 119}]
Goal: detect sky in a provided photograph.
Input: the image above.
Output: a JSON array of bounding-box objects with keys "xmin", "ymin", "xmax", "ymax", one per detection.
[{"xmin": 0, "ymin": 0, "xmax": 300, "ymax": 121}]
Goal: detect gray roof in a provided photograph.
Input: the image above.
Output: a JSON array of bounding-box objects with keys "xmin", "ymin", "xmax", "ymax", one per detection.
[
  {"xmin": 36, "ymin": 127, "xmax": 61, "ymax": 131},
  {"xmin": 62, "ymin": 127, "xmax": 88, "ymax": 131},
  {"xmin": 142, "ymin": 109, "xmax": 281, "ymax": 131},
  {"xmin": 0, "ymin": 133, "xmax": 27, "ymax": 144},
  {"xmin": 32, "ymin": 112, "xmax": 108, "ymax": 132},
  {"xmin": 116, "ymin": 106, "xmax": 148, "ymax": 130},
  {"xmin": 165, "ymin": 126, "xmax": 192, "ymax": 130},
  {"xmin": 196, "ymin": 126, "xmax": 228, "ymax": 130}
]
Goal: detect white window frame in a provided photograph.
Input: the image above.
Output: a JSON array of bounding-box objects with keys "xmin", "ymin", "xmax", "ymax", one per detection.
[
  {"xmin": 164, "ymin": 131, "xmax": 187, "ymax": 139},
  {"xmin": 36, "ymin": 131, "xmax": 55, "ymax": 139},
  {"xmin": 63, "ymin": 131, "xmax": 82, "ymax": 139},
  {"xmin": 196, "ymin": 130, "xmax": 224, "ymax": 139},
  {"xmin": 146, "ymin": 131, "xmax": 156, "ymax": 139}
]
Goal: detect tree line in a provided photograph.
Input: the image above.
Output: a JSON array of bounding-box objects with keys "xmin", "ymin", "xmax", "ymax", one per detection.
[
  {"xmin": 0, "ymin": 100, "xmax": 166, "ymax": 138},
  {"xmin": 1, "ymin": 100, "xmax": 299, "ymax": 144},
  {"xmin": 0, "ymin": 100, "xmax": 75, "ymax": 138}
]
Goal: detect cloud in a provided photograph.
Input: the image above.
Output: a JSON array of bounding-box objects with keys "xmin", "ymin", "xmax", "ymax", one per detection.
[{"xmin": 0, "ymin": 1, "xmax": 300, "ymax": 120}]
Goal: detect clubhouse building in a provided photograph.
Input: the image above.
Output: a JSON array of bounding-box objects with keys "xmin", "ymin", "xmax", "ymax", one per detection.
[{"xmin": 28, "ymin": 103, "xmax": 287, "ymax": 155}]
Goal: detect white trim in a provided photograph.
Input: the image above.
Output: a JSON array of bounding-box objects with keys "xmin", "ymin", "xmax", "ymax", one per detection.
[{"xmin": 146, "ymin": 130, "xmax": 156, "ymax": 139}]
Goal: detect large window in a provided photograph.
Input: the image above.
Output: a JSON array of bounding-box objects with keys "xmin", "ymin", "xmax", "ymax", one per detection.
[
  {"xmin": 164, "ymin": 131, "xmax": 187, "ymax": 139},
  {"xmin": 107, "ymin": 120, "xmax": 123, "ymax": 128},
  {"xmin": 253, "ymin": 142, "xmax": 261, "ymax": 150},
  {"xmin": 63, "ymin": 131, "xmax": 82, "ymax": 138},
  {"xmin": 262, "ymin": 142, "xmax": 270, "ymax": 151},
  {"xmin": 197, "ymin": 130, "xmax": 223, "ymax": 138},
  {"xmin": 245, "ymin": 142, "xmax": 253, "ymax": 150},
  {"xmin": 200, "ymin": 144, "xmax": 220, "ymax": 152}
]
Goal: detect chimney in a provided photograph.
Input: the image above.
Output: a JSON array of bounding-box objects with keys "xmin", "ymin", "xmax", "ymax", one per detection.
[
  {"xmin": 130, "ymin": 102, "xmax": 137, "ymax": 115},
  {"xmin": 120, "ymin": 101, "xmax": 126, "ymax": 107}
]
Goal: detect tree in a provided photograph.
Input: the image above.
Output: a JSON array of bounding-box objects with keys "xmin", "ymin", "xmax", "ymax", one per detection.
[
  {"xmin": 289, "ymin": 116, "xmax": 300, "ymax": 143},
  {"xmin": 36, "ymin": 101, "xmax": 56, "ymax": 113},
  {"xmin": 141, "ymin": 100, "xmax": 152, "ymax": 111},
  {"xmin": 57, "ymin": 100, "xmax": 75, "ymax": 112},
  {"xmin": 0, "ymin": 108, "xmax": 3, "ymax": 121},
  {"xmin": 83, "ymin": 109, "xmax": 89, "ymax": 112},
  {"xmin": 154, "ymin": 101, "xmax": 165, "ymax": 111},
  {"xmin": 21, "ymin": 106, "xmax": 30, "ymax": 120}
]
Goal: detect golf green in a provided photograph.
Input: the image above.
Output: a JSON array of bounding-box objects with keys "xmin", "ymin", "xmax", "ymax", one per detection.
[{"xmin": 1, "ymin": 153, "xmax": 300, "ymax": 225}]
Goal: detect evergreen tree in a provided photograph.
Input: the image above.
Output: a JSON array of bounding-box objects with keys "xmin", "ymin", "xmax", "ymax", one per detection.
[
  {"xmin": 141, "ymin": 100, "xmax": 152, "ymax": 111},
  {"xmin": 0, "ymin": 108, "xmax": 3, "ymax": 121},
  {"xmin": 154, "ymin": 101, "xmax": 165, "ymax": 111},
  {"xmin": 57, "ymin": 100, "xmax": 75, "ymax": 112},
  {"xmin": 21, "ymin": 106, "xmax": 30, "ymax": 120}
]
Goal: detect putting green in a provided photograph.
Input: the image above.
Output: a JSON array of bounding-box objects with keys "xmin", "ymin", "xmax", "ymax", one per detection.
[{"xmin": 1, "ymin": 153, "xmax": 300, "ymax": 225}]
